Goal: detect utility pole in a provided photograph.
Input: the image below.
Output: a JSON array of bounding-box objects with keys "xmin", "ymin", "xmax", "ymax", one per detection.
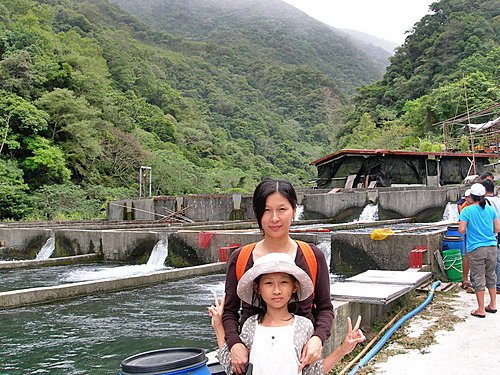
[{"xmin": 139, "ymin": 166, "xmax": 152, "ymax": 198}]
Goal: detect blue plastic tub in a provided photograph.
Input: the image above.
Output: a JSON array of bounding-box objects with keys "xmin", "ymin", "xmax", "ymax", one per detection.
[{"xmin": 120, "ymin": 348, "xmax": 211, "ymax": 375}]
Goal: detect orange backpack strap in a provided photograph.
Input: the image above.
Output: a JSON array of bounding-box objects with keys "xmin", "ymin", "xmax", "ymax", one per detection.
[
  {"xmin": 295, "ymin": 240, "xmax": 317, "ymax": 288},
  {"xmin": 236, "ymin": 243, "xmax": 256, "ymax": 281}
]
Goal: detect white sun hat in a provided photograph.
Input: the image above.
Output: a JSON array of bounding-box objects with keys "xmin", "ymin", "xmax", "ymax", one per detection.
[
  {"xmin": 464, "ymin": 189, "xmax": 471, "ymax": 197},
  {"xmin": 236, "ymin": 252, "xmax": 314, "ymax": 306},
  {"xmin": 470, "ymin": 183, "xmax": 486, "ymax": 197}
]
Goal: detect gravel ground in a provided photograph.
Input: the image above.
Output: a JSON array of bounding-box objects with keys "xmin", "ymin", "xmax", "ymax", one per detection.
[{"xmin": 367, "ymin": 288, "xmax": 500, "ymax": 374}]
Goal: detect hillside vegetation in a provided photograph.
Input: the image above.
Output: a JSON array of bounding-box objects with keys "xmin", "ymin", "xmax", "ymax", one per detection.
[
  {"xmin": 0, "ymin": 0, "xmax": 498, "ymax": 221},
  {"xmin": 0, "ymin": 0, "xmax": 385, "ymax": 220},
  {"xmin": 338, "ymin": 0, "xmax": 499, "ymax": 151}
]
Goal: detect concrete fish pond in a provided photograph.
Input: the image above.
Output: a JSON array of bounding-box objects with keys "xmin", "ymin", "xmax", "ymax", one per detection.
[
  {"xmin": 0, "ymin": 216, "xmax": 453, "ymax": 374},
  {"xmin": 330, "ymin": 223, "xmax": 449, "ymax": 276}
]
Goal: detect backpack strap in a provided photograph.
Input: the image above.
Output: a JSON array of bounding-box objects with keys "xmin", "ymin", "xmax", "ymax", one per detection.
[
  {"xmin": 236, "ymin": 243, "xmax": 256, "ymax": 281},
  {"xmin": 235, "ymin": 241, "xmax": 318, "ymax": 289},
  {"xmin": 295, "ymin": 240, "xmax": 318, "ymax": 287}
]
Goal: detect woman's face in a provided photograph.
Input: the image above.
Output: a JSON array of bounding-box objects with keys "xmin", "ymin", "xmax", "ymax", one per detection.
[{"xmin": 261, "ymin": 192, "xmax": 295, "ymax": 238}]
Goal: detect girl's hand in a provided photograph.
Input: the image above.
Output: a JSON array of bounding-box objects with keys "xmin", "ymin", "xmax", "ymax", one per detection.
[
  {"xmin": 298, "ymin": 335, "xmax": 323, "ymax": 372},
  {"xmin": 340, "ymin": 316, "xmax": 366, "ymax": 355},
  {"xmin": 207, "ymin": 291, "xmax": 224, "ymax": 330}
]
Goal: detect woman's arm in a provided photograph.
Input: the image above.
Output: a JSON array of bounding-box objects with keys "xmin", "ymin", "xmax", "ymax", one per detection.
[
  {"xmin": 311, "ymin": 246, "xmax": 335, "ymax": 341},
  {"xmin": 494, "ymin": 218, "xmax": 500, "ymax": 233},
  {"xmin": 222, "ymin": 249, "xmax": 245, "ymax": 349},
  {"xmin": 221, "ymin": 249, "xmax": 250, "ymax": 375},
  {"xmin": 299, "ymin": 246, "xmax": 334, "ymax": 370}
]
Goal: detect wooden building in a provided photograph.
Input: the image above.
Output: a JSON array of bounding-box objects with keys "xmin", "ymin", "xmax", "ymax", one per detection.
[{"xmin": 310, "ymin": 149, "xmax": 497, "ymax": 189}]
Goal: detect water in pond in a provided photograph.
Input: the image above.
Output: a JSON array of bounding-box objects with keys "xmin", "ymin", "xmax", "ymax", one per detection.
[
  {"xmin": 0, "ymin": 263, "xmax": 130, "ymax": 292},
  {"xmin": 0, "ymin": 253, "xmax": 172, "ymax": 292},
  {"xmin": 0, "ymin": 273, "xmax": 225, "ymax": 374}
]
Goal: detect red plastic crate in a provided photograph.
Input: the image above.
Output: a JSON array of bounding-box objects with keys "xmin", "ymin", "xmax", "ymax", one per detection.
[
  {"xmin": 409, "ymin": 246, "xmax": 427, "ymax": 268},
  {"xmin": 218, "ymin": 243, "xmax": 240, "ymax": 262}
]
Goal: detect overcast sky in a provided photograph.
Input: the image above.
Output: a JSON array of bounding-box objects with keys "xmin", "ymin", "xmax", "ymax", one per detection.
[{"xmin": 282, "ymin": 0, "xmax": 435, "ymax": 45}]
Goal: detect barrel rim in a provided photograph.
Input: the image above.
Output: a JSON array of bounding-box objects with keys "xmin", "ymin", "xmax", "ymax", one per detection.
[{"xmin": 121, "ymin": 347, "xmax": 207, "ymax": 374}]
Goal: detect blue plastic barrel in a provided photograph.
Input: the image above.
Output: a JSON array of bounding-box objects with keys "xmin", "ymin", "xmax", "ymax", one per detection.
[
  {"xmin": 445, "ymin": 224, "xmax": 462, "ymax": 237},
  {"xmin": 442, "ymin": 235, "xmax": 466, "ymax": 256},
  {"xmin": 120, "ymin": 348, "xmax": 211, "ymax": 375}
]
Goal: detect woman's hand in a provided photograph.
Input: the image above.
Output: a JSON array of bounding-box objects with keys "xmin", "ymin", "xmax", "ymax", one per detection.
[
  {"xmin": 298, "ymin": 335, "xmax": 323, "ymax": 372},
  {"xmin": 230, "ymin": 343, "xmax": 249, "ymax": 375},
  {"xmin": 340, "ymin": 315, "xmax": 366, "ymax": 355}
]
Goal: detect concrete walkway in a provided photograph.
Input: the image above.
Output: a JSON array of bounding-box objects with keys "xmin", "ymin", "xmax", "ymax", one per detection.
[{"xmin": 370, "ymin": 288, "xmax": 500, "ymax": 374}]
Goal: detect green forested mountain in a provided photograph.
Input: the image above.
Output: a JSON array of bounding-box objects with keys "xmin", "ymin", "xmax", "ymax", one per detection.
[
  {"xmin": 0, "ymin": 0, "xmax": 385, "ymax": 220},
  {"xmin": 110, "ymin": 0, "xmax": 390, "ymax": 92},
  {"xmin": 339, "ymin": 0, "xmax": 499, "ymax": 150},
  {"xmin": 1, "ymin": 0, "xmax": 497, "ymax": 221}
]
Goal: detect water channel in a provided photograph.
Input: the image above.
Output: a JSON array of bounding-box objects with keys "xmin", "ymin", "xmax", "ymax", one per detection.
[
  {"xmin": 0, "ymin": 273, "xmax": 225, "ymax": 374},
  {"xmin": 0, "ymin": 203, "xmax": 455, "ymax": 374}
]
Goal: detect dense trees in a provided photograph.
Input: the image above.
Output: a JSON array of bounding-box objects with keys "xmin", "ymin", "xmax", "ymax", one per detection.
[
  {"xmin": 0, "ymin": 0, "xmax": 497, "ymax": 220},
  {"xmin": 342, "ymin": 0, "xmax": 499, "ymax": 151},
  {"xmin": 0, "ymin": 0, "xmax": 387, "ymax": 220}
]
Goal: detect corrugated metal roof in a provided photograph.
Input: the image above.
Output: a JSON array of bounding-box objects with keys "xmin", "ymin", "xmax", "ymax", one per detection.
[{"xmin": 310, "ymin": 148, "xmax": 498, "ymax": 166}]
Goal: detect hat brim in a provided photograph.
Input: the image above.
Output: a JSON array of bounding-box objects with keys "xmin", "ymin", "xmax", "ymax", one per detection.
[{"xmin": 236, "ymin": 260, "xmax": 314, "ymax": 306}]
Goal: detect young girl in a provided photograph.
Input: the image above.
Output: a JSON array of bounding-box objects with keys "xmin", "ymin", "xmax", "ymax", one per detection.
[{"xmin": 209, "ymin": 252, "xmax": 365, "ymax": 375}]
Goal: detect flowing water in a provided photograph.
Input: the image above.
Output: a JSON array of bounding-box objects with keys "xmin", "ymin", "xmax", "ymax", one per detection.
[
  {"xmin": 0, "ymin": 263, "xmax": 129, "ymax": 292},
  {"xmin": 62, "ymin": 238, "xmax": 170, "ymax": 283},
  {"xmin": 35, "ymin": 236, "xmax": 55, "ymax": 260},
  {"xmin": 0, "ymin": 273, "xmax": 225, "ymax": 374},
  {"xmin": 358, "ymin": 203, "xmax": 379, "ymax": 221},
  {"xmin": 1, "ymin": 238, "xmax": 171, "ymax": 291},
  {"xmin": 294, "ymin": 204, "xmax": 304, "ymax": 220},
  {"xmin": 442, "ymin": 202, "xmax": 459, "ymax": 222},
  {"xmin": 146, "ymin": 237, "xmax": 168, "ymax": 267}
]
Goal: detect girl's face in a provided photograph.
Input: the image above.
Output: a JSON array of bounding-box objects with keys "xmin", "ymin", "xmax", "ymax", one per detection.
[
  {"xmin": 261, "ymin": 192, "xmax": 295, "ymax": 238},
  {"xmin": 256, "ymin": 272, "xmax": 298, "ymax": 309}
]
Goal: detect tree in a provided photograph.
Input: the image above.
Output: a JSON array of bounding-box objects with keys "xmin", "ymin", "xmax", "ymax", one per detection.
[
  {"xmin": 35, "ymin": 88, "xmax": 104, "ymax": 179},
  {"xmin": 0, "ymin": 158, "xmax": 29, "ymax": 220},
  {"xmin": 0, "ymin": 90, "xmax": 49, "ymax": 156},
  {"xmin": 22, "ymin": 136, "xmax": 71, "ymax": 186}
]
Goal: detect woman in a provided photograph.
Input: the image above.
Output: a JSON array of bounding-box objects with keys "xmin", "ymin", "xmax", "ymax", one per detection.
[
  {"xmin": 222, "ymin": 178, "xmax": 334, "ymax": 374},
  {"xmin": 458, "ymin": 183, "xmax": 499, "ymax": 318}
]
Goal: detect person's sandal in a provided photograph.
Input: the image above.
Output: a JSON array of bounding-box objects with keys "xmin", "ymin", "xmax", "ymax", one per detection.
[
  {"xmin": 461, "ymin": 282, "xmax": 475, "ymax": 294},
  {"xmin": 471, "ymin": 310, "xmax": 486, "ymax": 318},
  {"xmin": 460, "ymin": 281, "xmax": 472, "ymax": 289}
]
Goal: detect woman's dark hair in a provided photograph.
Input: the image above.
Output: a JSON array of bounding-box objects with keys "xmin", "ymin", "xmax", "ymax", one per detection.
[
  {"xmin": 252, "ymin": 178, "xmax": 297, "ymax": 230},
  {"xmin": 252, "ymin": 274, "xmax": 299, "ymax": 323},
  {"xmin": 470, "ymin": 194, "xmax": 488, "ymax": 208},
  {"xmin": 480, "ymin": 171, "xmax": 494, "ymax": 181},
  {"xmin": 481, "ymin": 179, "xmax": 495, "ymax": 194}
]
